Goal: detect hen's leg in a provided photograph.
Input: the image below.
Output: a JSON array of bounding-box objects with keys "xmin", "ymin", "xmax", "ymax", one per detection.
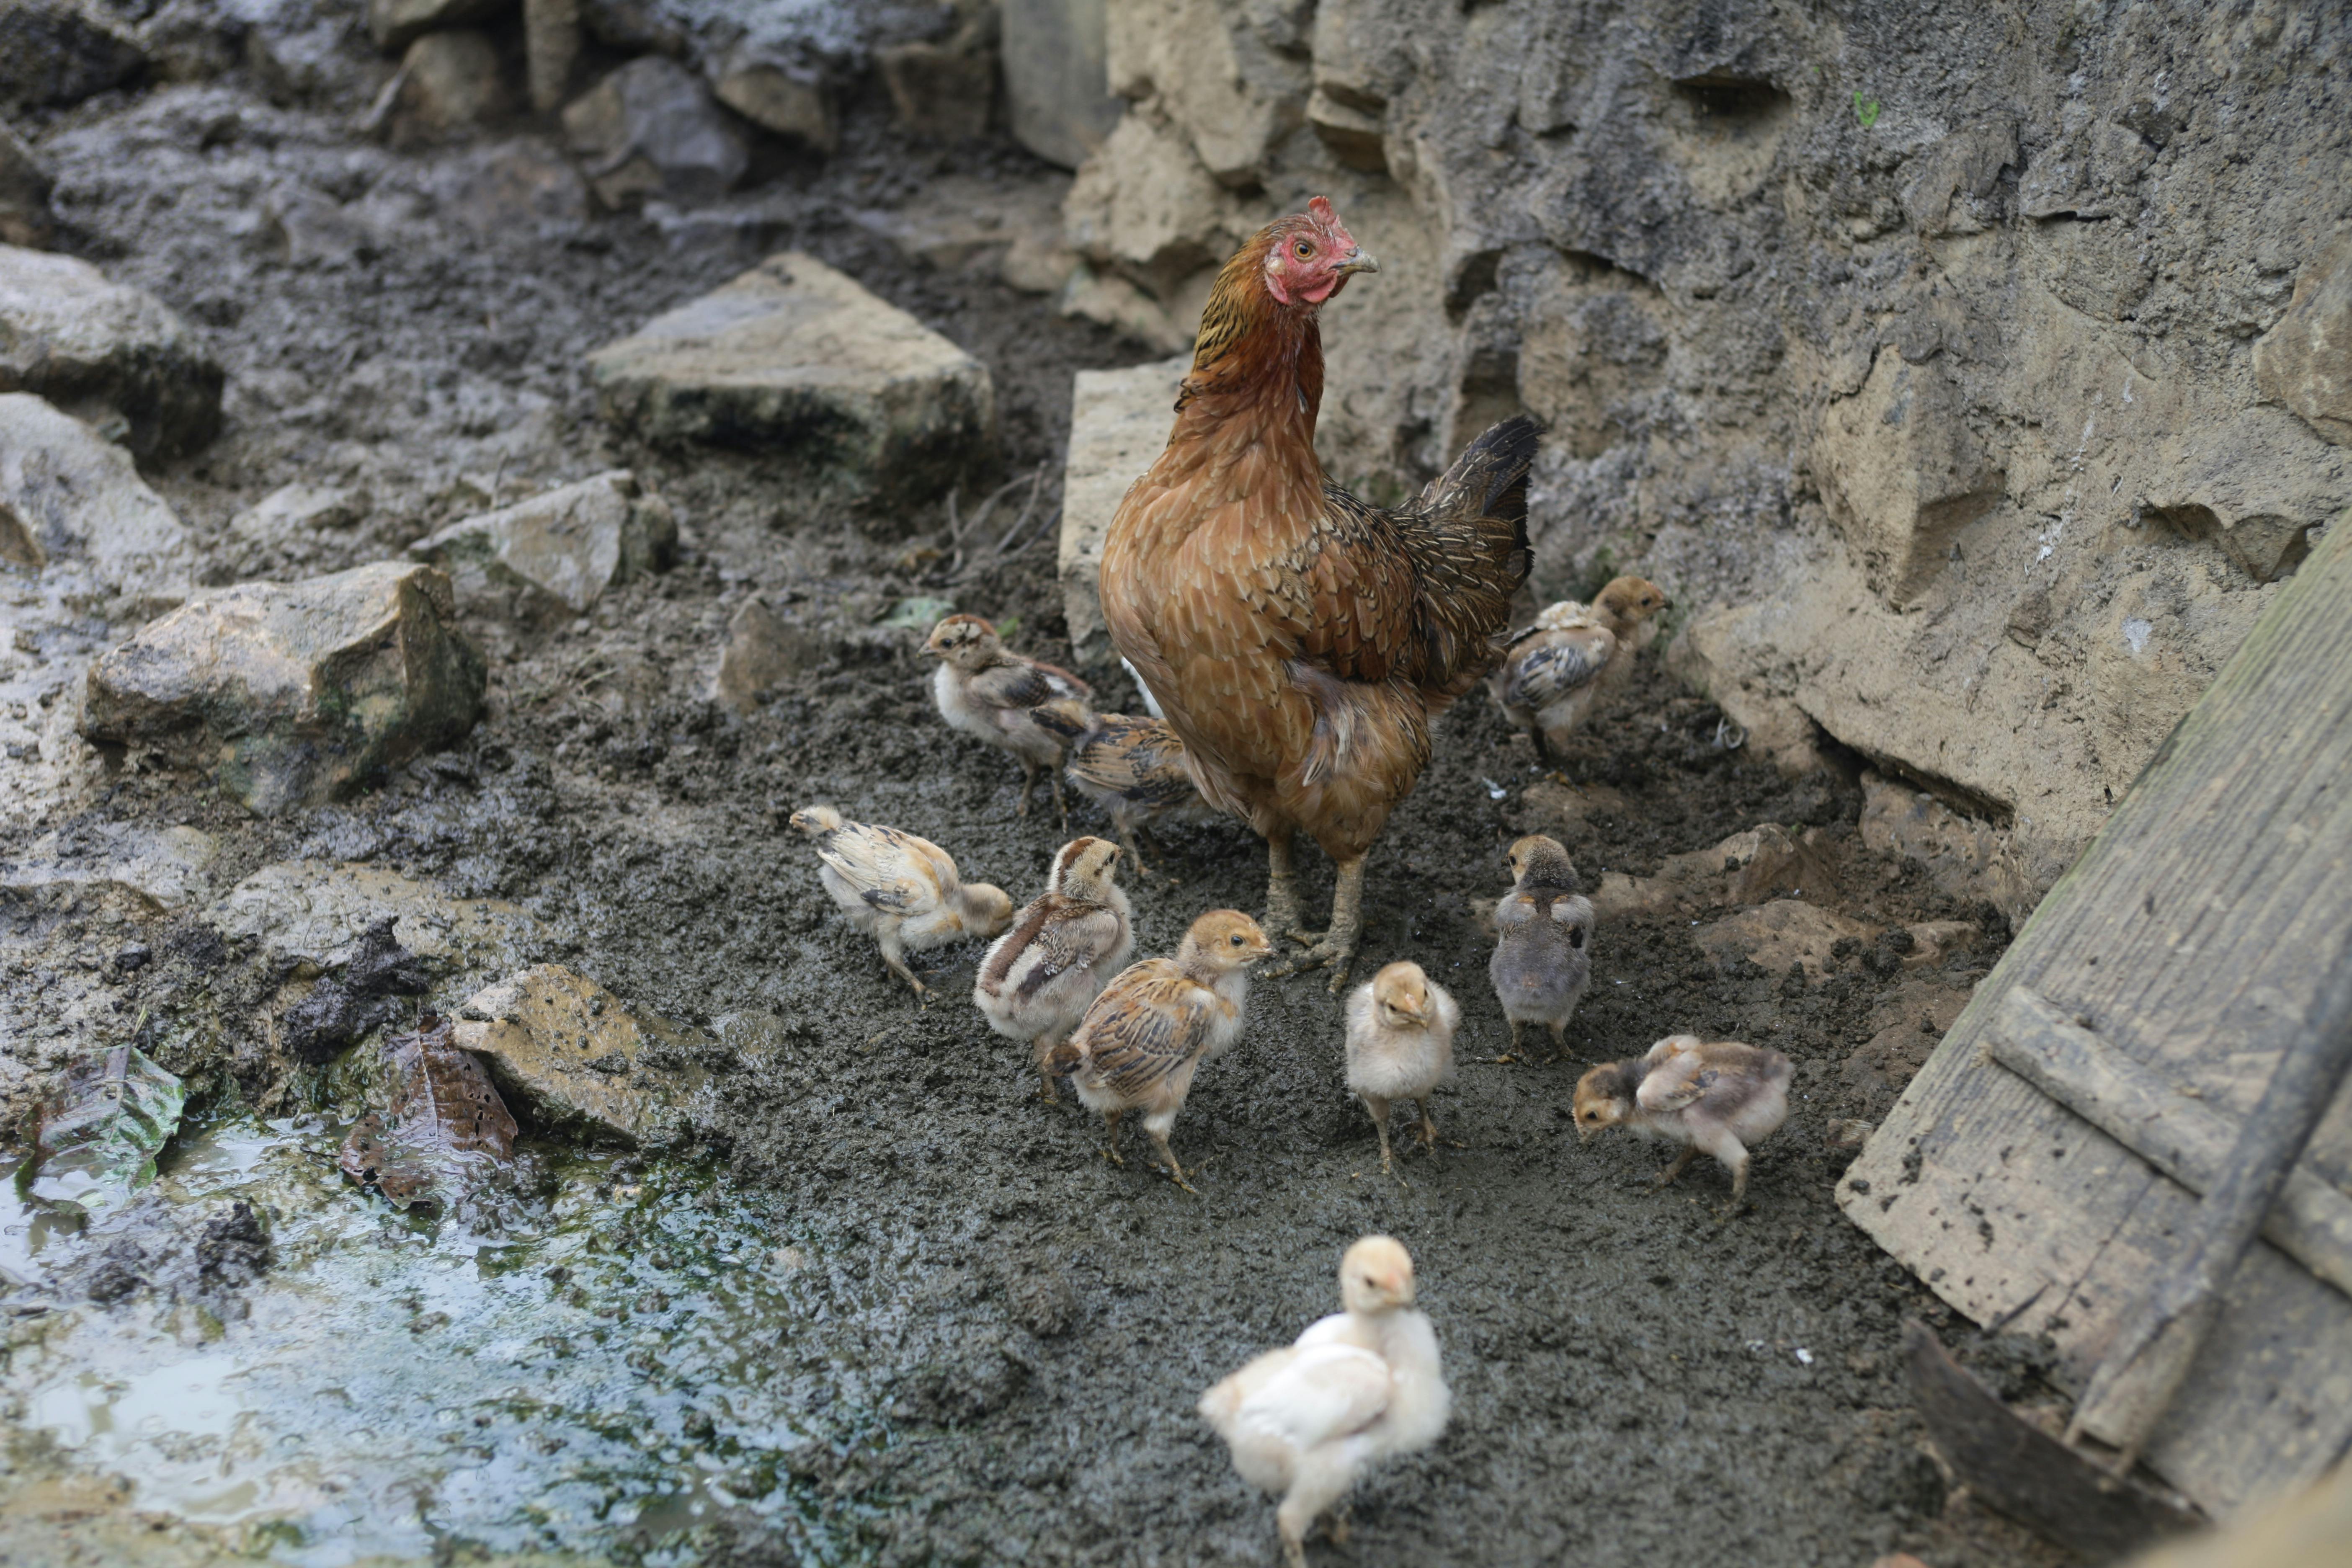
[
  {"xmin": 1269, "ymin": 856, "xmax": 1364, "ymax": 992},
  {"xmin": 1262, "ymin": 828, "xmax": 1307, "ymax": 941}
]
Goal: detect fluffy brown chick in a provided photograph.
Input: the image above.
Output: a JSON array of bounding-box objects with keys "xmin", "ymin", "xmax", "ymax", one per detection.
[
  {"xmin": 924, "ymin": 614, "xmax": 1094, "ymax": 819},
  {"xmin": 1045, "ymin": 909, "xmax": 1271, "ymax": 1191},
  {"xmin": 1573, "ymin": 1034, "xmax": 1793, "ymax": 1208},
  {"xmin": 974, "ymin": 836, "xmax": 1136, "ymax": 1101},
  {"xmin": 1344, "ymin": 961, "xmax": 1459, "ymax": 1175},
  {"xmin": 1488, "ymin": 835, "xmax": 1594, "ymax": 1056},
  {"xmin": 788, "ymin": 805, "xmax": 1014, "ymax": 998},
  {"xmin": 1030, "ymin": 699, "xmax": 1215, "ymax": 880},
  {"xmin": 1491, "ymin": 576, "xmax": 1670, "ymax": 755}
]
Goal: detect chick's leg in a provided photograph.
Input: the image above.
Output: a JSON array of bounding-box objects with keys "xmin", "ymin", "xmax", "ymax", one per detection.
[
  {"xmin": 1261, "ymin": 827, "xmax": 1305, "ymax": 941},
  {"xmin": 877, "ymin": 929, "xmax": 928, "ymax": 999},
  {"xmin": 1268, "ymin": 856, "xmax": 1365, "ymax": 992},
  {"xmin": 1362, "ymin": 1094, "xmax": 1394, "ymax": 1174},
  {"xmin": 1099, "ymin": 1109, "xmax": 1125, "ymax": 1166},
  {"xmin": 1416, "ymin": 1099, "xmax": 1439, "ymax": 1153},
  {"xmin": 1148, "ymin": 1129, "xmax": 1198, "ymax": 1195},
  {"xmin": 1653, "ymin": 1143, "xmax": 1699, "ymax": 1189},
  {"xmin": 1016, "ymin": 758, "xmax": 1037, "ymax": 818}
]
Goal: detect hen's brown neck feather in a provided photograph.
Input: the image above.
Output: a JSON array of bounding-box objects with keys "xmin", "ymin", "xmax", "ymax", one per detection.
[{"xmin": 1171, "ymin": 228, "xmax": 1325, "ymax": 477}]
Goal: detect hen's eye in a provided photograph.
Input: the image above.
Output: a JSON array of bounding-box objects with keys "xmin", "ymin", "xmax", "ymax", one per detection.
[{"xmin": 1293, "ymin": 240, "xmax": 1313, "ymax": 259}]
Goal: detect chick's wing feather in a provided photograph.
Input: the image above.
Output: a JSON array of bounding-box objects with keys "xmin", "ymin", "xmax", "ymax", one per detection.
[
  {"xmin": 970, "ymin": 660, "xmax": 1090, "ymax": 717},
  {"xmin": 1234, "ymin": 1342, "xmax": 1393, "ymax": 1452},
  {"xmin": 1637, "ymin": 1051, "xmax": 1717, "ymax": 1115},
  {"xmin": 1505, "ymin": 627, "xmax": 1616, "ymax": 710},
  {"xmin": 1078, "ymin": 970, "xmax": 1216, "ymax": 1099},
  {"xmin": 1017, "ymin": 907, "xmax": 1128, "ymax": 998},
  {"xmin": 812, "ymin": 823, "xmax": 947, "ymax": 913}
]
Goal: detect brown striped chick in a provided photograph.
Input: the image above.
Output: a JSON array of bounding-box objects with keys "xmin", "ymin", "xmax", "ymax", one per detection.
[
  {"xmin": 788, "ymin": 805, "xmax": 1014, "ymax": 998},
  {"xmin": 1491, "ymin": 575, "xmax": 1670, "ymax": 755},
  {"xmin": 1344, "ymin": 962, "xmax": 1459, "ymax": 1176},
  {"xmin": 924, "ymin": 614, "xmax": 1094, "ymax": 819},
  {"xmin": 1030, "ymin": 699, "xmax": 1215, "ymax": 880},
  {"xmin": 1573, "ymin": 1034, "xmax": 1793, "ymax": 1208},
  {"xmin": 974, "ymin": 836, "xmax": 1136, "ymax": 1102},
  {"xmin": 1489, "ymin": 835, "xmax": 1594, "ymax": 1056},
  {"xmin": 1044, "ymin": 910, "xmax": 1271, "ymax": 1191},
  {"xmin": 1199, "ymin": 1236, "xmax": 1450, "ymax": 1568}
]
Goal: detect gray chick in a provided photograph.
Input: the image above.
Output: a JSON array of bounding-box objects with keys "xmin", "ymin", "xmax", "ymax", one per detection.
[{"xmin": 1488, "ymin": 834, "xmax": 1594, "ymax": 1056}]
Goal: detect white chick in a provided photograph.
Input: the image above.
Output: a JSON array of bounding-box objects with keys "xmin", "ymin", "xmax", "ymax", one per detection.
[
  {"xmin": 1491, "ymin": 575, "xmax": 1670, "ymax": 755},
  {"xmin": 924, "ymin": 614, "xmax": 1094, "ymax": 818},
  {"xmin": 1199, "ymin": 1235, "xmax": 1450, "ymax": 1568},
  {"xmin": 1344, "ymin": 962, "xmax": 1459, "ymax": 1175},
  {"xmin": 788, "ymin": 805, "xmax": 1014, "ymax": 997},
  {"xmin": 974, "ymin": 836, "xmax": 1136, "ymax": 1101},
  {"xmin": 1045, "ymin": 909, "xmax": 1270, "ymax": 1191},
  {"xmin": 1573, "ymin": 1033, "xmax": 1794, "ymax": 1208},
  {"xmin": 1488, "ymin": 834, "xmax": 1595, "ymax": 1056}
]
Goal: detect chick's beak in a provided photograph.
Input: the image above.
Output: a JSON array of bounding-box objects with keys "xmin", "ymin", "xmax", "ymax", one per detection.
[{"xmin": 1334, "ymin": 247, "xmax": 1378, "ymax": 278}]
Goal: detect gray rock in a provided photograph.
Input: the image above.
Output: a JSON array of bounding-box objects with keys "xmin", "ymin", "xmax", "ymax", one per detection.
[
  {"xmin": 1694, "ymin": 900, "xmax": 1873, "ymax": 980},
  {"xmin": 378, "ymin": 29, "xmax": 511, "ymax": 143},
  {"xmin": 1857, "ymin": 771, "xmax": 2038, "ymax": 928},
  {"xmin": 369, "ymin": 0, "xmax": 509, "ymax": 54},
  {"xmin": 0, "ymin": 821, "xmax": 219, "ymax": 912},
  {"xmin": 2255, "ymin": 232, "xmax": 2352, "ymax": 447},
  {"xmin": 0, "ymin": 0, "xmax": 147, "ymax": 108},
  {"xmin": 246, "ymin": 19, "xmax": 366, "ymax": 107},
  {"xmin": 852, "ymin": 172, "xmax": 1070, "ymax": 282},
  {"xmin": 224, "ymin": 481, "xmax": 368, "ymax": 575},
  {"xmin": 1058, "ymin": 353, "xmax": 1184, "ymax": 664},
  {"xmin": 138, "ymin": 0, "xmax": 247, "ymax": 84},
  {"xmin": 0, "ymin": 117, "xmax": 49, "ymax": 248},
  {"xmin": 712, "ymin": 595, "xmax": 822, "ymax": 712},
  {"xmin": 1811, "ymin": 346, "xmax": 2006, "ymax": 608},
  {"xmin": 429, "ymin": 137, "xmax": 589, "ymax": 233},
  {"xmin": 586, "ymin": 251, "xmax": 995, "ymax": 504},
  {"xmin": 211, "ymin": 858, "xmax": 540, "ymax": 971},
  {"xmin": 407, "ymin": 468, "xmax": 675, "ymax": 616},
  {"xmin": 1001, "ymin": 0, "xmax": 1120, "ymax": 170},
  {"xmin": 453, "ymin": 965, "xmax": 713, "ymax": 1145},
  {"xmin": 0, "ymin": 391, "xmax": 190, "ymax": 601},
  {"xmin": 523, "ymin": 0, "xmax": 580, "ymax": 114},
  {"xmin": 0, "ymin": 244, "xmax": 224, "ymax": 459},
  {"xmin": 711, "ymin": 44, "xmax": 834, "ymax": 154},
  {"xmin": 561, "ymin": 54, "xmax": 746, "ymax": 210},
  {"xmin": 80, "ymin": 560, "xmax": 488, "ymax": 815},
  {"xmin": 877, "ymin": 38, "xmax": 994, "ymax": 141}
]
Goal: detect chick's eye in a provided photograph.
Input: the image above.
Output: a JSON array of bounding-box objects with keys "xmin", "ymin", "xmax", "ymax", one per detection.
[{"xmin": 1230, "ymin": 934, "xmax": 1243, "ymax": 946}]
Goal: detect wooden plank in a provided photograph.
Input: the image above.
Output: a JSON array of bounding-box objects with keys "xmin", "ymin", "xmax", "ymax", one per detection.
[
  {"xmin": 1986, "ymin": 987, "xmax": 2352, "ymax": 1300},
  {"xmin": 1841, "ymin": 510, "xmax": 2352, "ymax": 1519}
]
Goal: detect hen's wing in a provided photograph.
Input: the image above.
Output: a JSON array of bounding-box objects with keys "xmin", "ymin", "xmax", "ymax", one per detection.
[
  {"xmin": 1233, "ymin": 1341, "xmax": 1393, "ymax": 1452},
  {"xmin": 811, "ymin": 822, "xmax": 948, "ymax": 913},
  {"xmin": 1073, "ymin": 967, "xmax": 1217, "ymax": 1099},
  {"xmin": 970, "ymin": 658, "xmax": 1091, "ymax": 722},
  {"xmin": 1503, "ymin": 626, "xmax": 1617, "ymax": 711}
]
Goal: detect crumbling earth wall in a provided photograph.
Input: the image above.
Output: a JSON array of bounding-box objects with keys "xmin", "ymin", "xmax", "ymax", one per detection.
[{"xmin": 1055, "ymin": 0, "xmax": 2352, "ymax": 903}]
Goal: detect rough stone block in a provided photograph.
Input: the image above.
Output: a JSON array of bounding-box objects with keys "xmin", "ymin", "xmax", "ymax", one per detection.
[
  {"xmin": 0, "ymin": 115, "xmax": 54, "ymax": 248},
  {"xmin": 877, "ymin": 40, "xmax": 993, "ymax": 140},
  {"xmin": 0, "ymin": 0, "xmax": 147, "ymax": 108},
  {"xmin": 408, "ymin": 468, "xmax": 674, "ymax": 616},
  {"xmin": 1308, "ymin": 88, "xmax": 1386, "ymax": 172},
  {"xmin": 712, "ymin": 596, "xmax": 823, "ymax": 712},
  {"xmin": 712, "ymin": 45, "xmax": 833, "ymax": 153},
  {"xmin": 1058, "ymin": 353, "xmax": 1185, "ymax": 663},
  {"xmin": 1107, "ymin": 0, "xmax": 1302, "ymax": 186},
  {"xmin": 562, "ymin": 54, "xmax": 745, "ymax": 210},
  {"xmin": 1001, "ymin": 0, "xmax": 1121, "ymax": 170},
  {"xmin": 369, "ymin": 0, "xmax": 508, "ymax": 54},
  {"xmin": 454, "ymin": 964, "xmax": 713, "ymax": 1145},
  {"xmin": 383, "ymin": 28, "xmax": 509, "ymax": 142},
  {"xmin": 1064, "ymin": 104, "xmax": 1248, "ymax": 301},
  {"xmin": 1813, "ymin": 345, "xmax": 2005, "ymax": 606},
  {"xmin": 81, "ymin": 561, "xmax": 488, "ymax": 815},
  {"xmin": 586, "ymin": 252, "xmax": 995, "ymax": 504},
  {"xmin": 1694, "ymin": 899, "xmax": 1872, "ymax": 978},
  {"xmin": 0, "ymin": 391, "xmax": 189, "ymax": 599},
  {"xmin": 0, "ymin": 244, "xmax": 224, "ymax": 458},
  {"xmin": 211, "ymin": 859, "xmax": 539, "ymax": 970},
  {"xmin": 522, "ymin": 0, "xmax": 579, "ymax": 113},
  {"xmin": 2255, "ymin": 232, "xmax": 2352, "ymax": 446},
  {"xmin": 1857, "ymin": 770, "xmax": 2037, "ymax": 926}
]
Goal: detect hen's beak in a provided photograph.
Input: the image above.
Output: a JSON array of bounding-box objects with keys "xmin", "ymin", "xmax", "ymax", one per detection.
[{"xmin": 1335, "ymin": 248, "xmax": 1378, "ymax": 277}]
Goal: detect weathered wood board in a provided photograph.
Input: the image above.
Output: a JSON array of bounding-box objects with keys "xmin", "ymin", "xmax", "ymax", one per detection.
[{"xmin": 1841, "ymin": 511, "xmax": 2352, "ymax": 1520}]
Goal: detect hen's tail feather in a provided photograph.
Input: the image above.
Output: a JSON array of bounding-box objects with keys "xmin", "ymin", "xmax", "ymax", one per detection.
[
  {"xmin": 1432, "ymin": 413, "xmax": 1540, "ymax": 542},
  {"xmin": 1400, "ymin": 415, "xmax": 1542, "ymax": 696}
]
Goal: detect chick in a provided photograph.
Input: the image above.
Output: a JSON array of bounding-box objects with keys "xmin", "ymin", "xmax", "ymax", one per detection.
[
  {"xmin": 788, "ymin": 805, "xmax": 1014, "ymax": 997},
  {"xmin": 974, "ymin": 836, "xmax": 1136, "ymax": 1101},
  {"xmin": 1344, "ymin": 962, "xmax": 1460, "ymax": 1175},
  {"xmin": 1044, "ymin": 909, "xmax": 1271, "ymax": 1191},
  {"xmin": 924, "ymin": 614, "xmax": 1094, "ymax": 819},
  {"xmin": 1488, "ymin": 835, "xmax": 1595, "ymax": 1056},
  {"xmin": 1199, "ymin": 1235, "xmax": 1450, "ymax": 1568},
  {"xmin": 1030, "ymin": 699, "xmax": 1214, "ymax": 880},
  {"xmin": 1491, "ymin": 575, "xmax": 1671, "ymax": 754},
  {"xmin": 1573, "ymin": 1034, "xmax": 1794, "ymax": 1207}
]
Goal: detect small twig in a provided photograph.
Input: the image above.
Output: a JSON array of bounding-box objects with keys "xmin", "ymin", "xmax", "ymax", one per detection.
[{"xmin": 991, "ymin": 464, "xmax": 1052, "ymax": 557}]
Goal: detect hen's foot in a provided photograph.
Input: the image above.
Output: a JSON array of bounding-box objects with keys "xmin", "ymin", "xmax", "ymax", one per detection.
[{"xmin": 1263, "ymin": 929, "xmax": 1359, "ymax": 991}]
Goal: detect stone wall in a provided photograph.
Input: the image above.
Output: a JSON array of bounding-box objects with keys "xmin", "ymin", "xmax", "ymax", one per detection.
[{"xmin": 1054, "ymin": 0, "xmax": 2352, "ymax": 902}]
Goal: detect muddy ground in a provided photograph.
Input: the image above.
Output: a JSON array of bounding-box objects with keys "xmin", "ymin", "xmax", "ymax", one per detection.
[{"xmin": 1, "ymin": 41, "xmax": 2084, "ymax": 1568}]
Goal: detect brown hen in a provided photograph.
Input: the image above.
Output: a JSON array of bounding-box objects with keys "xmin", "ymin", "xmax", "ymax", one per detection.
[{"xmin": 1099, "ymin": 196, "xmax": 1539, "ymax": 988}]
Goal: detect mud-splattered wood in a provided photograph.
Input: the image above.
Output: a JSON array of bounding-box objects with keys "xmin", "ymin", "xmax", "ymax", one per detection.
[{"xmin": 1841, "ymin": 511, "xmax": 2352, "ymax": 1519}]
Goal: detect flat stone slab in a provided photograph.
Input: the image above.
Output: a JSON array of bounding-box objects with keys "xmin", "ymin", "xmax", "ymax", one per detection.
[
  {"xmin": 0, "ymin": 390, "xmax": 190, "ymax": 603},
  {"xmin": 80, "ymin": 560, "xmax": 486, "ymax": 814},
  {"xmin": 409, "ymin": 468, "xmax": 675, "ymax": 616},
  {"xmin": 1057, "ymin": 353, "xmax": 1184, "ymax": 664},
  {"xmin": 454, "ymin": 964, "xmax": 715, "ymax": 1145},
  {"xmin": 586, "ymin": 251, "xmax": 995, "ymax": 504},
  {"xmin": 211, "ymin": 859, "xmax": 542, "ymax": 973},
  {"xmin": 0, "ymin": 245, "xmax": 222, "ymax": 458}
]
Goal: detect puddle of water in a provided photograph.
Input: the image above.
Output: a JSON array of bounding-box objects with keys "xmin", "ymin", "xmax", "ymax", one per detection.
[{"xmin": 1, "ymin": 1117, "xmax": 886, "ymax": 1565}]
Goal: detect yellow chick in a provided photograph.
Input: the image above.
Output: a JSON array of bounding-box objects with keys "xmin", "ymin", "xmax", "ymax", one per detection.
[
  {"xmin": 974, "ymin": 836, "xmax": 1136, "ymax": 1101},
  {"xmin": 1029, "ymin": 699, "xmax": 1214, "ymax": 880},
  {"xmin": 788, "ymin": 805, "xmax": 1014, "ymax": 997},
  {"xmin": 924, "ymin": 614, "xmax": 1094, "ymax": 818},
  {"xmin": 1573, "ymin": 1034, "xmax": 1793, "ymax": 1208},
  {"xmin": 1491, "ymin": 575, "xmax": 1670, "ymax": 754},
  {"xmin": 1044, "ymin": 909, "xmax": 1271, "ymax": 1191},
  {"xmin": 1198, "ymin": 1235, "xmax": 1450, "ymax": 1568},
  {"xmin": 1489, "ymin": 835, "xmax": 1594, "ymax": 1056},
  {"xmin": 1344, "ymin": 961, "xmax": 1459, "ymax": 1175}
]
